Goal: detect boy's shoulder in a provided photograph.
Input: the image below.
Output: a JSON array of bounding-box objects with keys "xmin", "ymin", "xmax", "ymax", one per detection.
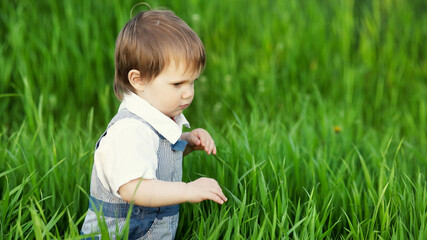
[
  {"xmin": 107, "ymin": 108, "xmax": 157, "ymax": 133},
  {"xmin": 108, "ymin": 108, "xmax": 146, "ymax": 127},
  {"xmin": 104, "ymin": 117, "xmax": 160, "ymax": 144},
  {"xmin": 95, "ymin": 117, "xmax": 161, "ymax": 158}
]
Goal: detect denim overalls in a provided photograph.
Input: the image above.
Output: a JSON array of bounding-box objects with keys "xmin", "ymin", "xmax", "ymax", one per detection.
[{"xmin": 81, "ymin": 108, "xmax": 187, "ymax": 239}]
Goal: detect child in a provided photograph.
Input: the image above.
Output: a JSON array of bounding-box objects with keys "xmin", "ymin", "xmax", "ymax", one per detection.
[{"xmin": 80, "ymin": 9, "xmax": 227, "ymax": 239}]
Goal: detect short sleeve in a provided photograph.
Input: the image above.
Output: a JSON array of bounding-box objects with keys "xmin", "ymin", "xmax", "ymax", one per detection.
[{"xmin": 94, "ymin": 118, "xmax": 159, "ymax": 198}]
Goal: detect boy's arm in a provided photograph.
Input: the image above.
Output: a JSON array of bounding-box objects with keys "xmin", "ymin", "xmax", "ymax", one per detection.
[
  {"xmin": 181, "ymin": 128, "xmax": 216, "ymax": 156},
  {"xmin": 119, "ymin": 177, "xmax": 227, "ymax": 207}
]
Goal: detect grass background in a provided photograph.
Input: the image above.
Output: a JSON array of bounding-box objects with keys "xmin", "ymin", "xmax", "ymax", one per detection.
[{"xmin": 1, "ymin": 0, "xmax": 426, "ymax": 239}]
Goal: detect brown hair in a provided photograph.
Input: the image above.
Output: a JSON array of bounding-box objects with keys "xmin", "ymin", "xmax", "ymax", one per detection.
[{"xmin": 114, "ymin": 10, "xmax": 206, "ymax": 100}]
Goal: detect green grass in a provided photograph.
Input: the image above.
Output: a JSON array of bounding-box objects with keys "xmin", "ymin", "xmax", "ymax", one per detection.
[{"xmin": 1, "ymin": 0, "xmax": 426, "ymax": 239}]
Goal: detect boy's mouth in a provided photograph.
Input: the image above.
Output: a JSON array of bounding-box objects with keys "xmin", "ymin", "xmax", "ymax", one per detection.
[{"xmin": 179, "ymin": 104, "xmax": 190, "ymax": 109}]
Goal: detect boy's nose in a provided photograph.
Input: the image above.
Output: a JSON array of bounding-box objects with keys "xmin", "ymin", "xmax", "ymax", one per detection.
[{"xmin": 182, "ymin": 85, "xmax": 194, "ymax": 99}]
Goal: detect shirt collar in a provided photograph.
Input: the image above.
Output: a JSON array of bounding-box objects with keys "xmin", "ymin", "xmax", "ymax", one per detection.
[{"xmin": 119, "ymin": 92, "xmax": 190, "ymax": 144}]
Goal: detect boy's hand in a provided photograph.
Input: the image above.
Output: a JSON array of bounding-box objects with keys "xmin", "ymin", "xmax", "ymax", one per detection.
[
  {"xmin": 182, "ymin": 128, "xmax": 217, "ymax": 155},
  {"xmin": 185, "ymin": 177, "xmax": 227, "ymax": 204}
]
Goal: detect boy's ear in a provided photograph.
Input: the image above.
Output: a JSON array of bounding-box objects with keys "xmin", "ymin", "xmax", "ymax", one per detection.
[{"xmin": 128, "ymin": 69, "xmax": 145, "ymax": 91}]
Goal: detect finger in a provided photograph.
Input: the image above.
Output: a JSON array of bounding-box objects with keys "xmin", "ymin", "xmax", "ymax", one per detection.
[
  {"xmin": 190, "ymin": 134, "xmax": 201, "ymax": 146},
  {"xmin": 212, "ymin": 186, "xmax": 228, "ymax": 203},
  {"xmin": 199, "ymin": 135, "xmax": 207, "ymax": 147},
  {"xmin": 204, "ymin": 139, "xmax": 214, "ymax": 154},
  {"xmin": 208, "ymin": 193, "xmax": 226, "ymax": 204},
  {"xmin": 204, "ymin": 141, "xmax": 212, "ymax": 154},
  {"xmin": 212, "ymin": 145, "xmax": 217, "ymax": 155},
  {"xmin": 218, "ymin": 190, "xmax": 227, "ymax": 202},
  {"xmin": 212, "ymin": 185, "xmax": 227, "ymax": 201},
  {"xmin": 208, "ymin": 181, "xmax": 227, "ymax": 201}
]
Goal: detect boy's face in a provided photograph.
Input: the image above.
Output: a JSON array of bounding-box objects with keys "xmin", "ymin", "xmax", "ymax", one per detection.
[{"xmin": 136, "ymin": 62, "xmax": 198, "ymax": 118}]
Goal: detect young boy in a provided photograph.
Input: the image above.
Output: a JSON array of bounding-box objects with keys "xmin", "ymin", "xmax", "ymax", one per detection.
[{"xmin": 80, "ymin": 9, "xmax": 227, "ymax": 239}]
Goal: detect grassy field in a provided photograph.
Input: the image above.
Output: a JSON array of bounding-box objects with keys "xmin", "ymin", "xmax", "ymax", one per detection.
[{"xmin": 1, "ymin": 0, "xmax": 426, "ymax": 239}]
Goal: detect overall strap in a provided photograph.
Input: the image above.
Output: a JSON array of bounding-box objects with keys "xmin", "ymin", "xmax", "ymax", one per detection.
[
  {"xmin": 95, "ymin": 108, "xmax": 187, "ymax": 151},
  {"xmin": 95, "ymin": 108, "xmax": 162, "ymax": 150}
]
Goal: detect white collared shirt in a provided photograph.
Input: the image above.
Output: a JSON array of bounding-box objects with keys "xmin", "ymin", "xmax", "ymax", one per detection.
[{"xmin": 94, "ymin": 92, "xmax": 190, "ymax": 198}]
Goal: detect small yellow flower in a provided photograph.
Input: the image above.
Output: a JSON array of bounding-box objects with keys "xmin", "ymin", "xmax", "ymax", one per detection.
[{"xmin": 334, "ymin": 126, "xmax": 342, "ymax": 133}]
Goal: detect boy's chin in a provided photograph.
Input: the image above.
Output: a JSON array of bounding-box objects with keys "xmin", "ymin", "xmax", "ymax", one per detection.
[{"xmin": 165, "ymin": 111, "xmax": 182, "ymax": 118}]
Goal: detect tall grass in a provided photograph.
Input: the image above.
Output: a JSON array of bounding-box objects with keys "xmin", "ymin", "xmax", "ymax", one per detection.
[{"xmin": 1, "ymin": 0, "xmax": 426, "ymax": 239}]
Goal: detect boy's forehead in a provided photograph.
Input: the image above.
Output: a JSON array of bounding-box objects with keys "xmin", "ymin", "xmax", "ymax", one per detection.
[{"xmin": 166, "ymin": 59, "xmax": 201, "ymax": 78}]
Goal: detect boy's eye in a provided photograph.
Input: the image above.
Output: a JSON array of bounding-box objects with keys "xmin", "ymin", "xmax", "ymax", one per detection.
[{"xmin": 173, "ymin": 82, "xmax": 182, "ymax": 86}]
